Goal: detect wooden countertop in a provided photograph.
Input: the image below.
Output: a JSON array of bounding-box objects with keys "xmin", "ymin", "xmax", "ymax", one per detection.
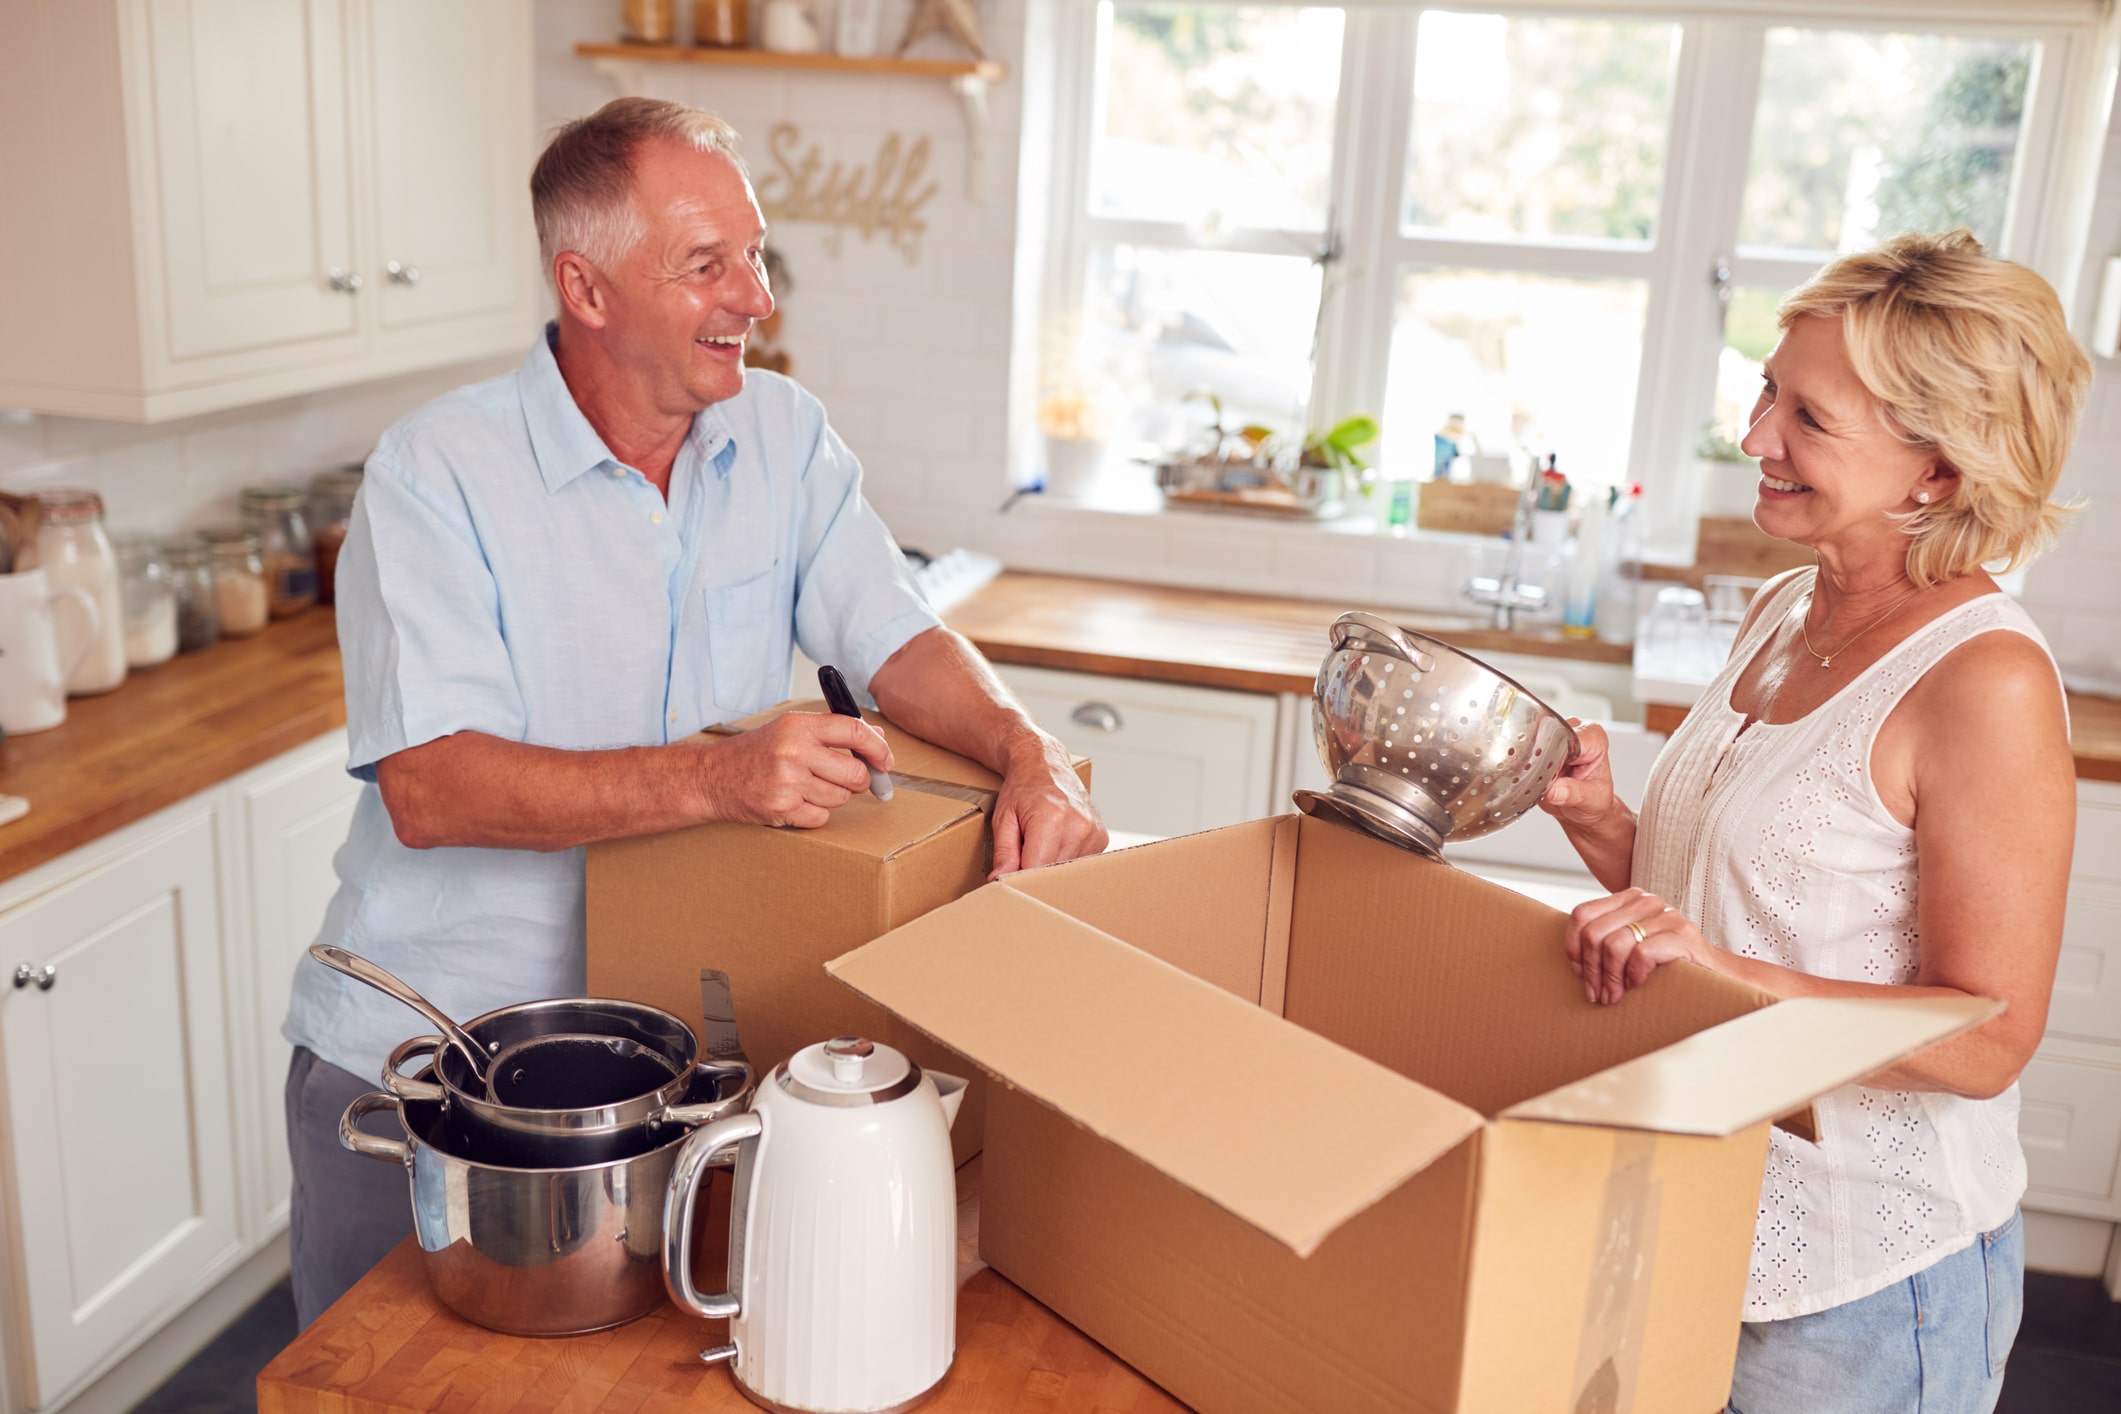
[
  {"xmin": 0, "ymin": 610, "xmax": 346, "ymax": 885},
  {"xmin": 3, "ymin": 576, "xmax": 2115, "ymax": 890},
  {"xmin": 258, "ymin": 1158, "xmax": 1185, "ymax": 1413},
  {"xmin": 941, "ymin": 571, "xmax": 1631, "ymax": 697}
]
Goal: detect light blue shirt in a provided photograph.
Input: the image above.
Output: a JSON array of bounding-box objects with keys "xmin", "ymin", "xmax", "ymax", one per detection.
[{"xmin": 283, "ymin": 327, "xmax": 940, "ymax": 1084}]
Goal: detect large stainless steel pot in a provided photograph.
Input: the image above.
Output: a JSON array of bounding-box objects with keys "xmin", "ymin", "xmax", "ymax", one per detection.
[
  {"xmin": 340, "ymin": 1069, "xmax": 747, "ymax": 1337},
  {"xmin": 385, "ymin": 996, "xmax": 741, "ymax": 1166}
]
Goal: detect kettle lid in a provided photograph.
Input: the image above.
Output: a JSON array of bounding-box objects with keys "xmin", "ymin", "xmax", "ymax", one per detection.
[{"xmin": 778, "ymin": 1036, "xmax": 919, "ymax": 1105}]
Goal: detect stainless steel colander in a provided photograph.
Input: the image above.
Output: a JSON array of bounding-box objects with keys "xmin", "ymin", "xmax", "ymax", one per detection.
[{"xmin": 1294, "ymin": 611, "xmax": 1580, "ymax": 857}]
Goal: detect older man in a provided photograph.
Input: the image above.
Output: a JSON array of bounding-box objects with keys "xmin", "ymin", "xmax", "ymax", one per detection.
[{"xmin": 281, "ymin": 97, "xmax": 1104, "ymax": 1325}]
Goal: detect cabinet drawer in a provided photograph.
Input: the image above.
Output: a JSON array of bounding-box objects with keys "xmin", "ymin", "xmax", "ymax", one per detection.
[
  {"xmin": 994, "ymin": 665, "xmax": 1278, "ymax": 840},
  {"xmin": 2049, "ymin": 881, "xmax": 2121, "ymax": 1046},
  {"xmin": 2019, "ymin": 1046, "xmax": 2121, "ymax": 1220},
  {"xmin": 2076, "ymin": 781, "xmax": 2121, "ymax": 885}
]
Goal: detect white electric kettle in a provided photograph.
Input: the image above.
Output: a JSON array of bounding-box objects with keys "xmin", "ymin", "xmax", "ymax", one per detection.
[{"xmin": 664, "ymin": 1036, "xmax": 966, "ymax": 1414}]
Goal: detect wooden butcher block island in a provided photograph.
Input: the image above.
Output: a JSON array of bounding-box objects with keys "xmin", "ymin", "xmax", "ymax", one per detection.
[{"xmin": 257, "ymin": 1160, "xmax": 1186, "ymax": 1413}]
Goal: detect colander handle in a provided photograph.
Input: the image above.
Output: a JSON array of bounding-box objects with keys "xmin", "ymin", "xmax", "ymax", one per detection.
[
  {"xmin": 1331, "ymin": 611, "xmax": 1434, "ymax": 672},
  {"xmin": 663, "ymin": 1109, "xmax": 765, "ymax": 1323}
]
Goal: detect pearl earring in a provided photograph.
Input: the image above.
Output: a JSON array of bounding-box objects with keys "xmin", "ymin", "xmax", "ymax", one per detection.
[{"xmin": 1917, "ymin": 492, "xmax": 1931, "ymax": 504}]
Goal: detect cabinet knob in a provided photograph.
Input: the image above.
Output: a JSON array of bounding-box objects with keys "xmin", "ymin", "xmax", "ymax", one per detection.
[
  {"xmin": 12, "ymin": 964, "xmax": 55, "ymax": 991},
  {"xmin": 1070, "ymin": 702, "xmax": 1123, "ymax": 733},
  {"xmin": 386, "ymin": 261, "xmax": 420, "ymax": 287},
  {"xmin": 328, "ymin": 269, "xmax": 364, "ymax": 294}
]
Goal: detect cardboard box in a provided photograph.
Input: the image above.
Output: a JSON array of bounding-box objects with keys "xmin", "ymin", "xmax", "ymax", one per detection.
[
  {"xmin": 828, "ymin": 815, "xmax": 1996, "ymax": 1414},
  {"xmin": 586, "ymin": 700, "xmax": 1089, "ymax": 1166}
]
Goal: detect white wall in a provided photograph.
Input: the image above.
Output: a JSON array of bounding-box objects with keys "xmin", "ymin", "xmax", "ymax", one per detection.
[
  {"xmin": 2028, "ymin": 89, "xmax": 2121, "ymax": 692},
  {"xmin": 0, "ymin": 358, "xmax": 514, "ymax": 541}
]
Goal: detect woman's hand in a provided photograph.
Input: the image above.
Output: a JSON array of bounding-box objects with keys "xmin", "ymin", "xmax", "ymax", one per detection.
[
  {"xmin": 1539, "ymin": 720, "xmax": 1618, "ymax": 827},
  {"xmin": 1537, "ymin": 721, "xmax": 1639, "ymax": 892},
  {"xmin": 1566, "ymin": 888, "xmax": 1719, "ymax": 1005}
]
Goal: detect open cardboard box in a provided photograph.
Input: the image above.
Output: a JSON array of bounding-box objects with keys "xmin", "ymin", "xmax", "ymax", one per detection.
[
  {"xmin": 586, "ymin": 700, "xmax": 1089, "ymax": 1167},
  {"xmin": 828, "ymin": 813, "xmax": 1997, "ymax": 1414}
]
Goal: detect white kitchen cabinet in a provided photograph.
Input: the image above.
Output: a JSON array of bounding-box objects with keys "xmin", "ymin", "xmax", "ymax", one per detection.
[
  {"xmin": 0, "ymin": 0, "xmax": 538, "ymax": 422},
  {"xmin": 223, "ymin": 732, "xmax": 361, "ymax": 1239},
  {"xmin": 0, "ymin": 805, "xmax": 242, "ymax": 1409},
  {"xmin": 993, "ymin": 665, "xmax": 1280, "ymax": 839}
]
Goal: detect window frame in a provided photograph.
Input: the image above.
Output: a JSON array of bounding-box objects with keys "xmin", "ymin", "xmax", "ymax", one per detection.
[{"xmin": 1040, "ymin": 0, "xmax": 2111, "ymax": 557}]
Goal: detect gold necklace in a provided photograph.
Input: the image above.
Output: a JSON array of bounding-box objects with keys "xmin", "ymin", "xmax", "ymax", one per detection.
[{"xmin": 1800, "ymin": 584, "xmax": 1927, "ymax": 668}]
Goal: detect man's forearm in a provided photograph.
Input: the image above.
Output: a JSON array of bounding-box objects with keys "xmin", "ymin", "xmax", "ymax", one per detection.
[
  {"xmin": 377, "ymin": 733, "xmax": 708, "ymax": 852},
  {"xmin": 868, "ymin": 628, "xmax": 1052, "ymax": 774}
]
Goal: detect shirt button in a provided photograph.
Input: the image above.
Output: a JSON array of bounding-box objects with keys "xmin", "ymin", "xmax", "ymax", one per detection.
[
  {"xmin": 651, "ymin": 510, "xmax": 664, "ymax": 524},
  {"xmin": 668, "ymin": 710, "xmax": 678, "ymax": 724},
  {"xmin": 609, "ymin": 466, "xmax": 624, "ymax": 478}
]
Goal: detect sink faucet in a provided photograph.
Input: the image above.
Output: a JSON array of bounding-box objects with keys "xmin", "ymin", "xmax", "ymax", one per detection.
[{"xmin": 1463, "ymin": 476, "xmax": 1549, "ymax": 631}]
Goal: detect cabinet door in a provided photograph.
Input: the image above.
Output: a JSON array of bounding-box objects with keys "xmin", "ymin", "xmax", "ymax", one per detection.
[
  {"xmin": 994, "ymin": 665, "xmax": 1279, "ymax": 839},
  {"xmin": 237, "ymin": 734, "xmax": 361, "ymax": 1235},
  {"xmin": 2019, "ymin": 1042, "xmax": 2121, "ymax": 1222},
  {"xmin": 0, "ymin": 811, "xmax": 240, "ymax": 1406},
  {"xmin": 363, "ymin": 0, "xmax": 532, "ymax": 335},
  {"xmin": 143, "ymin": 0, "xmax": 362, "ymax": 362}
]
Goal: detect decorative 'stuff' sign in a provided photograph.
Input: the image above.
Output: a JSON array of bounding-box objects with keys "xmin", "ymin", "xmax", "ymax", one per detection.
[{"xmin": 754, "ymin": 123, "xmax": 938, "ymax": 264}]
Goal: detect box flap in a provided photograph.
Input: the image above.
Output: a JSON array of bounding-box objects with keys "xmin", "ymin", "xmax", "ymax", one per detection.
[
  {"xmin": 1500, "ymin": 995, "xmax": 2003, "ymax": 1136},
  {"xmin": 828, "ymin": 884, "xmax": 1487, "ymax": 1258}
]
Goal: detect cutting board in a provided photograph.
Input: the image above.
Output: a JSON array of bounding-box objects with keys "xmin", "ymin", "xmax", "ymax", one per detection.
[{"xmin": 257, "ymin": 1158, "xmax": 1186, "ymax": 1413}]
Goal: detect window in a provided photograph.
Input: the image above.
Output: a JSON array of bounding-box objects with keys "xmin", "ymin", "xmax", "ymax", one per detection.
[{"xmin": 1039, "ymin": 0, "xmax": 2106, "ymax": 552}]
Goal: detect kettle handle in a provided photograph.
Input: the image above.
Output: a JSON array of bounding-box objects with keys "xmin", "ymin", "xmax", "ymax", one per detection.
[{"xmin": 662, "ymin": 1109, "xmax": 765, "ymax": 1323}]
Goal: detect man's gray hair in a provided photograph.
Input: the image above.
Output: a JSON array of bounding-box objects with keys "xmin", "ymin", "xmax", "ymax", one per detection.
[{"xmin": 531, "ymin": 97, "xmax": 745, "ymax": 277}]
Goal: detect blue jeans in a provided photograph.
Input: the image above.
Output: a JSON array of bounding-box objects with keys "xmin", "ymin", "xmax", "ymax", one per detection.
[{"xmin": 1727, "ymin": 1210, "xmax": 2024, "ymax": 1414}]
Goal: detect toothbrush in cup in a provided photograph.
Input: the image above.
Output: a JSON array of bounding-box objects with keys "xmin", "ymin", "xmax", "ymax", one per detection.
[{"xmin": 817, "ymin": 665, "xmax": 894, "ymax": 802}]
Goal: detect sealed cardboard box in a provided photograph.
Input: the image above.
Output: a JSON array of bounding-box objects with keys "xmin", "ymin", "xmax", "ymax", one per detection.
[
  {"xmin": 829, "ymin": 814, "xmax": 1995, "ymax": 1414},
  {"xmin": 586, "ymin": 700, "xmax": 1089, "ymax": 1166}
]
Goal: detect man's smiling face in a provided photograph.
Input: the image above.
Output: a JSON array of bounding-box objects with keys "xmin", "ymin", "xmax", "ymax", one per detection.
[{"xmin": 602, "ymin": 138, "xmax": 775, "ymax": 416}]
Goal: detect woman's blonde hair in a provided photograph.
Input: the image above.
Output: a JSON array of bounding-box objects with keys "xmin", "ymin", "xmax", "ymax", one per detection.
[
  {"xmin": 1777, "ymin": 229, "xmax": 2090, "ymax": 585},
  {"xmin": 531, "ymin": 98, "xmax": 745, "ymax": 279}
]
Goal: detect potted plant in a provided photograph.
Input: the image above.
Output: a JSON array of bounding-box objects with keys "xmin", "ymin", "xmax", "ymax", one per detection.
[{"xmin": 1694, "ymin": 421, "xmax": 1760, "ymax": 518}]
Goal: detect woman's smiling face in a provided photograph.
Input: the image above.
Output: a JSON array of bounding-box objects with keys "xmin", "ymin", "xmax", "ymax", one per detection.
[{"xmin": 1740, "ymin": 313, "xmax": 1947, "ymax": 555}]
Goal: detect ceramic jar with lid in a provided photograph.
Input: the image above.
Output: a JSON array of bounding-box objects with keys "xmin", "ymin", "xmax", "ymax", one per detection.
[
  {"xmin": 166, "ymin": 536, "xmax": 220, "ymax": 653},
  {"xmin": 113, "ymin": 536, "xmax": 178, "ymax": 669},
  {"xmin": 240, "ymin": 485, "xmax": 318, "ymax": 617},
  {"xmin": 306, "ymin": 468, "xmax": 363, "ymax": 606},
  {"xmin": 28, "ymin": 489, "xmax": 127, "ymax": 695},
  {"xmin": 202, "ymin": 529, "xmax": 271, "ymax": 638}
]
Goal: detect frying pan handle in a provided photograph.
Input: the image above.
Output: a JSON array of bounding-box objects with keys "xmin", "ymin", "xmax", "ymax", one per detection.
[
  {"xmin": 663, "ymin": 1109, "xmax": 764, "ymax": 1323},
  {"xmin": 383, "ymin": 1036, "xmax": 447, "ymax": 1103},
  {"xmin": 339, "ymin": 1091, "xmax": 411, "ymax": 1165}
]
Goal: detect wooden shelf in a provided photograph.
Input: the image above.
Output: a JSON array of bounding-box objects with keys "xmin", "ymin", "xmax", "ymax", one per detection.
[
  {"xmin": 573, "ymin": 42, "xmax": 1005, "ymax": 82},
  {"xmin": 574, "ymin": 41, "xmax": 1003, "ymax": 197}
]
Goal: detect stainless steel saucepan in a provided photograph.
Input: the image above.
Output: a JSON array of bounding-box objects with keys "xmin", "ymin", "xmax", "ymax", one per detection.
[{"xmin": 340, "ymin": 1064, "xmax": 749, "ymax": 1336}]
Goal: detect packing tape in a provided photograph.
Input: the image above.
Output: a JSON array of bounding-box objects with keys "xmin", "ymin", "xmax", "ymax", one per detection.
[{"xmin": 1570, "ymin": 1131, "xmax": 1662, "ymax": 1414}]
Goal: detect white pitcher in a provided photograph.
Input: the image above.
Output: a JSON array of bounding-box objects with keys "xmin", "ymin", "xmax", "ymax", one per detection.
[{"xmin": 0, "ymin": 568, "xmax": 99, "ymax": 735}]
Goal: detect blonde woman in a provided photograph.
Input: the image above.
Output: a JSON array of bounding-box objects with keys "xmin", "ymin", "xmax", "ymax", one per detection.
[{"xmin": 1540, "ymin": 230, "xmax": 2085, "ymax": 1413}]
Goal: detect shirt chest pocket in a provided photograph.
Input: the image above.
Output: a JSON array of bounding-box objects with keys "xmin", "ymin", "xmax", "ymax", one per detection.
[{"xmin": 702, "ymin": 567, "xmax": 787, "ymax": 712}]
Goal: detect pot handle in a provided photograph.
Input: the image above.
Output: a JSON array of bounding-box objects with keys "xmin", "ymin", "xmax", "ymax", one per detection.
[
  {"xmin": 663, "ymin": 1109, "xmax": 764, "ymax": 1324},
  {"xmin": 339, "ymin": 1090, "xmax": 411, "ymax": 1165},
  {"xmin": 658, "ymin": 1058, "xmax": 754, "ymax": 1130},
  {"xmin": 383, "ymin": 1036, "xmax": 447, "ymax": 1103}
]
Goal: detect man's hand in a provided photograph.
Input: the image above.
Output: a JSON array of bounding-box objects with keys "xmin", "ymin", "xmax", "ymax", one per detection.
[
  {"xmin": 990, "ymin": 733, "xmax": 1106, "ymax": 877},
  {"xmin": 697, "ymin": 712, "xmax": 894, "ymax": 829}
]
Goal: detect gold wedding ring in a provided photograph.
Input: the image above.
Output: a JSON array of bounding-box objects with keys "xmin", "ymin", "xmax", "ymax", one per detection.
[{"xmin": 1625, "ymin": 920, "xmax": 1647, "ymax": 944}]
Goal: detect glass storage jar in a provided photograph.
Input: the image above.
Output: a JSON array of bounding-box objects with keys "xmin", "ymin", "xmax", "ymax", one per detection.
[
  {"xmin": 306, "ymin": 467, "xmax": 363, "ymax": 606},
  {"xmin": 240, "ymin": 484, "xmax": 318, "ymax": 617},
  {"xmin": 167, "ymin": 536, "xmax": 220, "ymax": 653},
  {"xmin": 29, "ymin": 489, "xmax": 127, "ymax": 695},
  {"xmin": 202, "ymin": 528, "xmax": 271, "ymax": 638},
  {"xmin": 113, "ymin": 536, "xmax": 178, "ymax": 669}
]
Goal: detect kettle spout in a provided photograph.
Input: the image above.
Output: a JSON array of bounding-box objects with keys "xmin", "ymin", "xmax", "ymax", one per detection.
[{"xmin": 931, "ymin": 1071, "xmax": 968, "ymax": 1131}]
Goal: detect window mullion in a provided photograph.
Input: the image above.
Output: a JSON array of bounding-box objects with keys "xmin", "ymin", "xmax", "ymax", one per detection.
[
  {"xmin": 1630, "ymin": 18, "xmax": 1767, "ymax": 560},
  {"xmin": 1309, "ymin": 8, "xmax": 1418, "ymax": 440}
]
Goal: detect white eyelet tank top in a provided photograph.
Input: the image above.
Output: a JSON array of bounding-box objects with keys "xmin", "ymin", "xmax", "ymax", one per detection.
[{"xmin": 1635, "ymin": 567, "xmax": 2064, "ymax": 1321}]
